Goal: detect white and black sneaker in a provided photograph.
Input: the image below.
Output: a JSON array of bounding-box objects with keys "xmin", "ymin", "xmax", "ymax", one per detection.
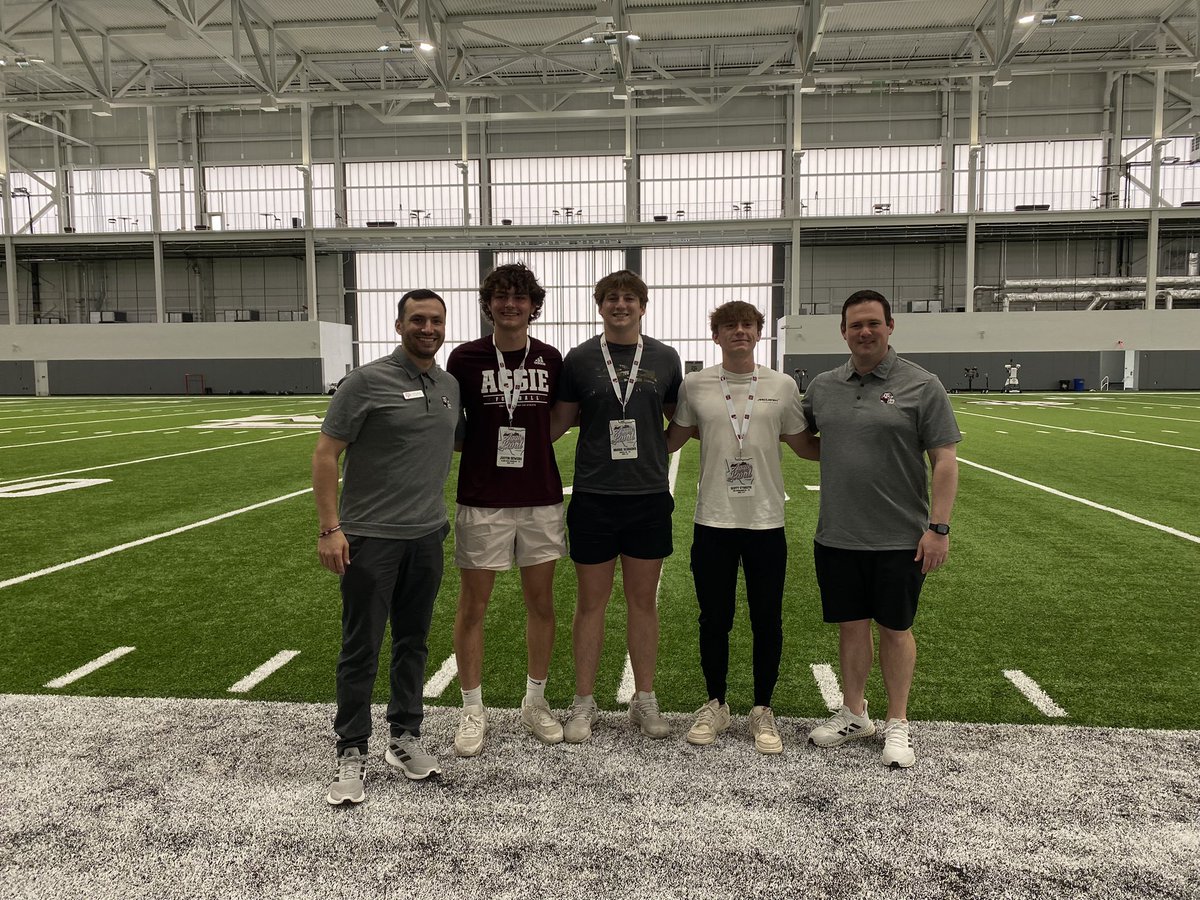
[
  {"xmin": 882, "ymin": 717, "xmax": 915, "ymax": 769},
  {"xmin": 808, "ymin": 699, "xmax": 876, "ymax": 748},
  {"xmin": 326, "ymin": 746, "xmax": 367, "ymax": 805},
  {"xmin": 385, "ymin": 733, "xmax": 442, "ymax": 780}
]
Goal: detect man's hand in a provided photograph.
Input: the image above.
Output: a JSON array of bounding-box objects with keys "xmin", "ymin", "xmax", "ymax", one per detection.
[
  {"xmin": 318, "ymin": 531, "xmax": 352, "ymax": 575},
  {"xmin": 914, "ymin": 531, "xmax": 949, "ymax": 574}
]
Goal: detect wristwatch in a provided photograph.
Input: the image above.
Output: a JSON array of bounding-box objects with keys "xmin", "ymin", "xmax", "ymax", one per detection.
[{"xmin": 928, "ymin": 523, "xmax": 950, "ymax": 535}]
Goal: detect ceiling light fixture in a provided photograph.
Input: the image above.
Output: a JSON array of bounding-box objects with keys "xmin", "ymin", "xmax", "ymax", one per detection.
[
  {"xmin": 799, "ymin": 75, "xmax": 817, "ymax": 94},
  {"xmin": 993, "ymin": 67, "xmax": 1014, "ymax": 86},
  {"xmin": 626, "ymin": 33, "xmax": 640, "ymax": 41},
  {"xmin": 91, "ymin": 100, "xmax": 114, "ymax": 117},
  {"xmin": 581, "ymin": 36, "xmax": 595, "ymax": 44},
  {"xmin": 433, "ymin": 89, "xmax": 451, "ymax": 108},
  {"xmin": 418, "ymin": 41, "xmax": 434, "ymax": 52},
  {"xmin": 1066, "ymin": 13, "xmax": 1083, "ymax": 22},
  {"xmin": 1018, "ymin": 14, "xmax": 1036, "ymax": 24},
  {"xmin": 259, "ymin": 95, "xmax": 280, "ymax": 112}
]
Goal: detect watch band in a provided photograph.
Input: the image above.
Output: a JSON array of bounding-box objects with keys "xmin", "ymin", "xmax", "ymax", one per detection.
[{"xmin": 928, "ymin": 523, "xmax": 950, "ymax": 535}]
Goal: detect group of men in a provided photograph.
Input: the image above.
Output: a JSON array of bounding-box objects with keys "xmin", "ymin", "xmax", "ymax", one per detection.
[{"xmin": 312, "ymin": 266, "xmax": 960, "ymax": 806}]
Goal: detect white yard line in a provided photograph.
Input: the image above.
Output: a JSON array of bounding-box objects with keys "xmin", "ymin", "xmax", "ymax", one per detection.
[
  {"xmin": 1003, "ymin": 669, "xmax": 1068, "ymax": 718},
  {"xmin": 805, "ymin": 484, "xmax": 820, "ymax": 491},
  {"xmin": 1163, "ymin": 430, "xmax": 1180, "ymax": 434},
  {"xmin": 228, "ymin": 651, "xmax": 301, "ymax": 694},
  {"xmin": 0, "ymin": 425, "xmax": 215, "ymax": 451},
  {"xmin": 810, "ymin": 663, "xmax": 843, "ymax": 711},
  {"xmin": 44, "ymin": 647, "xmax": 136, "ymax": 689},
  {"xmin": 0, "ymin": 403, "xmax": 321, "ymax": 434},
  {"xmin": 616, "ymin": 448, "xmax": 682, "ymax": 706},
  {"xmin": 960, "ymin": 457, "xmax": 1200, "ymax": 544},
  {"xmin": 423, "ymin": 654, "xmax": 459, "ymax": 698},
  {"xmin": 0, "ymin": 487, "xmax": 313, "ymax": 591},
  {"xmin": 0, "ymin": 432, "xmax": 313, "ymax": 487},
  {"xmin": 956, "ymin": 411, "xmax": 1200, "ymax": 453},
  {"xmin": 995, "ymin": 430, "xmax": 1008, "ymax": 434}
]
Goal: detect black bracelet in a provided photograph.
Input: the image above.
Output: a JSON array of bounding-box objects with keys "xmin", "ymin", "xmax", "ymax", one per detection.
[{"xmin": 318, "ymin": 525, "xmax": 342, "ymax": 538}]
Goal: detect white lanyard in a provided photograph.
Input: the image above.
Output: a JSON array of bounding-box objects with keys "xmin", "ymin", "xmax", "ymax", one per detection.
[
  {"xmin": 600, "ymin": 335, "xmax": 643, "ymax": 417},
  {"xmin": 720, "ymin": 366, "xmax": 758, "ymax": 453},
  {"xmin": 493, "ymin": 336, "xmax": 531, "ymax": 426}
]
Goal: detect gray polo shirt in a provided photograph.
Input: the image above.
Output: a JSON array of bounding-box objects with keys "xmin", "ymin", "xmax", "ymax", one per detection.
[
  {"xmin": 321, "ymin": 346, "xmax": 460, "ymax": 540},
  {"xmin": 802, "ymin": 347, "xmax": 961, "ymax": 551}
]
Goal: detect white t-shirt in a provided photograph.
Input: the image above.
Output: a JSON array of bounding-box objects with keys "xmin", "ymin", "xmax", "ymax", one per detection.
[{"xmin": 673, "ymin": 364, "xmax": 806, "ymax": 530}]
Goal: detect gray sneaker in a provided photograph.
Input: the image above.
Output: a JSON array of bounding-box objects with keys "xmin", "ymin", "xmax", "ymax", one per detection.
[
  {"xmin": 520, "ymin": 696, "xmax": 564, "ymax": 745},
  {"xmin": 808, "ymin": 699, "xmax": 876, "ymax": 748},
  {"xmin": 326, "ymin": 746, "xmax": 366, "ymax": 805},
  {"xmin": 563, "ymin": 698, "xmax": 599, "ymax": 743},
  {"xmin": 629, "ymin": 692, "xmax": 670, "ymax": 739},
  {"xmin": 385, "ymin": 733, "xmax": 442, "ymax": 780}
]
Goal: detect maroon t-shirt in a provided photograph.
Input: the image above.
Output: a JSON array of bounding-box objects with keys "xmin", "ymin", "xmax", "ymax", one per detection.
[{"xmin": 447, "ymin": 335, "xmax": 564, "ymax": 508}]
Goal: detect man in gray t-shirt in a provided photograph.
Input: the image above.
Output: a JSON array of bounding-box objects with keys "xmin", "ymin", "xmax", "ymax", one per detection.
[
  {"xmin": 313, "ymin": 289, "xmax": 460, "ymax": 805},
  {"xmin": 552, "ymin": 269, "xmax": 682, "ymax": 743},
  {"xmin": 799, "ymin": 290, "xmax": 960, "ymax": 770}
]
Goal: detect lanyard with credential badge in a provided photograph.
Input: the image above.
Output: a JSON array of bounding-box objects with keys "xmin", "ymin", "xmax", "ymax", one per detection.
[
  {"xmin": 600, "ymin": 335, "xmax": 643, "ymax": 415},
  {"xmin": 720, "ymin": 366, "xmax": 758, "ymax": 455},
  {"xmin": 493, "ymin": 336, "xmax": 531, "ymax": 425}
]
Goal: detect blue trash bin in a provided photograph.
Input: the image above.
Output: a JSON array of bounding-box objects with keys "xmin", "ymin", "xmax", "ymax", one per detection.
[{"xmin": 1073, "ymin": 378, "xmax": 1085, "ymax": 391}]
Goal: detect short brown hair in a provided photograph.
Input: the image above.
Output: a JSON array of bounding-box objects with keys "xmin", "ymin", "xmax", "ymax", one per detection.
[
  {"xmin": 480, "ymin": 262, "xmax": 546, "ymax": 323},
  {"xmin": 593, "ymin": 270, "xmax": 648, "ymax": 308},
  {"xmin": 710, "ymin": 301, "xmax": 764, "ymax": 336},
  {"xmin": 841, "ymin": 290, "xmax": 892, "ymax": 328}
]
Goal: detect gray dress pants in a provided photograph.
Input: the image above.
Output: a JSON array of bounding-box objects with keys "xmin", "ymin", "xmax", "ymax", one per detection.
[{"xmin": 334, "ymin": 530, "xmax": 444, "ymax": 753}]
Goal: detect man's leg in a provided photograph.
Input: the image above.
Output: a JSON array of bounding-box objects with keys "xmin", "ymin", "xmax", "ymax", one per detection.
[
  {"xmin": 386, "ymin": 531, "xmax": 444, "ymax": 739},
  {"xmin": 838, "ymin": 619, "xmax": 874, "ymax": 716},
  {"xmin": 690, "ymin": 524, "xmax": 739, "ymax": 704},
  {"xmin": 741, "ymin": 528, "xmax": 787, "ymax": 709},
  {"xmin": 571, "ymin": 559, "xmax": 617, "ymax": 697},
  {"xmin": 453, "ymin": 568, "xmax": 498, "ymax": 693},
  {"xmin": 520, "ymin": 560, "xmax": 557, "ymax": 681},
  {"xmin": 620, "ymin": 554, "xmax": 664, "ymax": 693},
  {"xmin": 878, "ymin": 625, "xmax": 916, "ymax": 721},
  {"xmin": 333, "ymin": 536, "xmax": 397, "ymax": 754}
]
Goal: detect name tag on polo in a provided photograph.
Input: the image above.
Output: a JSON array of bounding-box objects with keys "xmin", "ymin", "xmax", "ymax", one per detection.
[{"xmin": 403, "ymin": 390, "xmax": 424, "ymax": 400}]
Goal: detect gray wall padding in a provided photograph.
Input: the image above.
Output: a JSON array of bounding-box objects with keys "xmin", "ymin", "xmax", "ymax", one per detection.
[
  {"xmin": 45, "ymin": 359, "xmax": 324, "ymax": 395},
  {"xmin": 0, "ymin": 361, "xmax": 35, "ymax": 395}
]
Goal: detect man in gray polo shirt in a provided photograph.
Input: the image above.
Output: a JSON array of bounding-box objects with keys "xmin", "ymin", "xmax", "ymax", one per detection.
[
  {"xmin": 800, "ymin": 290, "xmax": 960, "ymax": 769},
  {"xmin": 313, "ymin": 288, "xmax": 460, "ymax": 804}
]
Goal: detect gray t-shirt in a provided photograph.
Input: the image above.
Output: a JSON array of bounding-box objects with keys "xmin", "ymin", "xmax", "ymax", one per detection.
[
  {"xmin": 560, "ymin": 334, "xmax": 683, "ymax": 495},
  {"xmin": 321, "ymin": 346, "xmax": 460, "ymax": 540},
  {"xmin": 802, "ymin": 347, "xmax": 961, "ymax": 551}
]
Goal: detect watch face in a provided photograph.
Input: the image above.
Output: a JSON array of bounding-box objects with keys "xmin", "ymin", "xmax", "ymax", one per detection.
[{"xmin": 930, "ymin": 524, "xmax": 950, "ymax": 535}]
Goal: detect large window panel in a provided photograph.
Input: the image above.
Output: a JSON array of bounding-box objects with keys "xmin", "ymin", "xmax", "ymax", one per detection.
[
  {"xmin": 955, "ymin": 140, "xmax": 1104, "ymax": 213},
  {"xmin": 202, "ymin": 163, "xmax": 334, "ymax": 230},
  {"xmin": 491, "ymin": 156, "xmax": 623, "ymax": 226},
  {"xmin": 641, "ymin": 151, "xmax": 783, "ymax": 222},
  {"xmin": 641, "ymin": 245, "xmax": 776, "ymax": 368},
  {"xmin": 346, "ymin": 160, "xmax": 480, "ymax": 227},
  {"xmin": 6, "ymin": 170, "xmax": 59, "ymax": 234},
  {"xmin": 799, "ymin": 146, "xmax": 941, "ymax": 216},
  {"xmin": 354, "ymin": 251, "xmax": 481, "ymax": 365},
  {"xmin": 494, "ymin": 249, "xmax": 625, "ymax": 351},
  {"xmin": 1120, "ymin": 137, "xmax": 1200, "ymax": 208}
]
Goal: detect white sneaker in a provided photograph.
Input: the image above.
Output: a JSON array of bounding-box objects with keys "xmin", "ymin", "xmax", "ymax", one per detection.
[
  {"xmin": 454, "ymin": 704, "xmax": 487, "ymax": 757},
  {"xmin": 520, "ymin": 696, "xmax": 564, "ymax": 745},
  {"xmin": 749, "ymin": 705, "xmax": 783, "ymax": 755},
  {"xmin": 629, "ymin": 692, "xmax": 670, "ymax": 739},
  {"xmin": 563, "ymin": 698, "xmax": 599, "ymax": 743},
  {"xmin": 685, "ymin": 699, "xmax": 731, "ymax": 746},
  {"xmin": 882, "ymin": 717, "xmax": 915, "ymax": 769},
  {"xmin": 808, "ymin": 699, "xmax": 876, "ymax": 748},
  {"xmin": 326, "ymin": 747, "xmax": 366, "ymax": 805}
]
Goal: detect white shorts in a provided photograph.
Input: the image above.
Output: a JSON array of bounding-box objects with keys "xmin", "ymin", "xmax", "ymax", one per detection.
[{"xmin": 454, "ymin": 503, "xmax": 567, "ymax": 571}]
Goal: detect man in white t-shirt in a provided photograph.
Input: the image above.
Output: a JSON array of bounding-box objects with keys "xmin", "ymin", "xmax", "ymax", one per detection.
[{"xmin": 666, "ymin": 301, "xmax": 816, "ymax": 754}]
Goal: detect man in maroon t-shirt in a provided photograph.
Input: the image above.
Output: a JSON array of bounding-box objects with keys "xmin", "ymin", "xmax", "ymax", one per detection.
[{"xmin": 445, "ymin": 262, "xmax": 566, "ymax": 756}]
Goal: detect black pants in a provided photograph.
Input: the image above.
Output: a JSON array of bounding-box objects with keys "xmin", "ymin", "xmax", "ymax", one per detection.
[
  {"xmin": 689, "ymin": 523, "xmax": 787, "ymax": 708},
  {"xmin": 334, "ymin": 531, "xmax": 444, "ymax": 753}
]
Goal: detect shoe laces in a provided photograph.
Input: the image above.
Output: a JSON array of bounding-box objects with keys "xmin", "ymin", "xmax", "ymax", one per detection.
[
  {"xmin": 753, "ymin": 707, "xmax": 779, "ymax": 737},
  {"xmin": 634, "ymin": 694, "xmax": 662, "ymax": 719},
  {"xmin": 527, "ymin": 701, "xmax": 556, "ymax": 727},
  {"xmin": 567, "ymin": 700, "xmax": 597, "ymax": 721},
  {"xmin": 883, "ymin": 718, "xmax": 911, "ymax": 748},
  {"xmin": 337, "ymin": 753, "xmax": 366, "ymax": 783},
  {"xmin": 694, "ymin": 701, "xmax": 719, "ymax": 727},
  {"xmin": 459, "ymin": 709, "xmax": 486, "ymax": 738}
]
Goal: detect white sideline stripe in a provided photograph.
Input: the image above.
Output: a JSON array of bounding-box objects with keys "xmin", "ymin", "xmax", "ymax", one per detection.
[
  {"xmin": 0, "ymin": 403, "xmax": 304, "ymax": 433},
  {"xmin": 616, "ymin": 448, "xmax": 682, "ymax": 706},
  {"xmin": 423, "ymin": 654, "xmax": 458, "ymax": 698},
  {"xmin": 1003, "ymin": 669, "xmax": 1068, "ymax": 718},
  {"xmin": 956, "ymin": 411, "xmax": 1200, "ymax": 454},
  {"xmin": 805, "ymin": 484, "xmax": 820, "ymax": 491},
  {"xmin": 0, "ymin": 432, "xmax": 312, "ymax": 487},
  {"xmin": 0, "ymin": 486, "xmax": 313, "ymax": 591},
  {"xmin": 960, "ymin": 457, "xmax": 1200, "ymax": 544},
  {"xmin": 228, "ymin": 651, "xmax": 301, "ymax": 694},
  {"xmin": 810, "ymin": 663, "xmax": 842, "ymax": 711},
  {"xmin": 44, "ymin": 647, "xmax": 136, "ymax": 689}
]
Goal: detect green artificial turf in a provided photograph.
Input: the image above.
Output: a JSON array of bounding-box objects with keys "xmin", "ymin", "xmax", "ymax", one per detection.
[{"xmin": 1, "ymin": 393, "xmax": 1197, "ymax": 728}]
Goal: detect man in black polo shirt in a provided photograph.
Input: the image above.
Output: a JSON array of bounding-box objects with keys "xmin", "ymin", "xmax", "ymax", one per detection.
[
  {"xmin": 801, "ymin": 290, "xmax": 960, "ymax": 769},
  {"xmin": 313, "ymin": 289, "xmax": 460, "ymax": 804}
]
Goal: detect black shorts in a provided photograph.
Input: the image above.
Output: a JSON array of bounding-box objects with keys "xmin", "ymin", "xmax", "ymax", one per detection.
[
  {"xmin": 812, "ymin": 541, "xmax": 925, "ymax": 632},
  {"xmin": 567, "ymin": 490, "xmax": 674, "ymax": 565}
]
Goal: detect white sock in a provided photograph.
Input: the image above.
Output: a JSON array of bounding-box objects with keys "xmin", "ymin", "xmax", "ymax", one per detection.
[
  {"xmin": 635, "ymin": 690, "xmax": 656, "ymax": 701},
  {"xmin": 461, "ymin": 685, "xmax": 482, "ymax": 708},
  {"xmin": 573, "ymin": 693, "xmax": 595, "ymax": 708},
  {"xmin": 524, "ymin": 675, "xmax": 546, "ymax": 704}
]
